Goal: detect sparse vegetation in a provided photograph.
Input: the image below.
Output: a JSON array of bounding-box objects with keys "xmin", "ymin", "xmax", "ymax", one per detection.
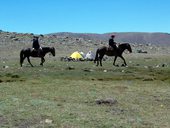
[{"xmin": 0, "ymin": 31, "xmax": 170, "ymax": 127}]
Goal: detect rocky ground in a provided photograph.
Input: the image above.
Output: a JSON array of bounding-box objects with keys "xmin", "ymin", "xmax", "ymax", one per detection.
[
  {"xmin": 0, "ymin": 30, "xmax": 170, "ymax": 128},
  {"xmin": 0, "ymin": 30, "xmax": 170, "ymax": 61}
]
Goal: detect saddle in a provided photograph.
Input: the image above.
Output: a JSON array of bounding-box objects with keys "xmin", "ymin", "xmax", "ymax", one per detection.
[
  {"xmin": 31, "ymin": 47, "xmax": 42, "ymax": 57},
  {"xmin": 108, "ymin": 46, "xmax": 116, "ymax": 51}
]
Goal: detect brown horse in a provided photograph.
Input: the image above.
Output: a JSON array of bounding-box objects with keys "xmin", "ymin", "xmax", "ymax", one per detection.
[
  {"xmin": 20, "ymin": 47, "xmax": 55, "ymax": 67},
  {"xmin": 94, "ymin": 43, "xmax": 132, "ymax": 66}
]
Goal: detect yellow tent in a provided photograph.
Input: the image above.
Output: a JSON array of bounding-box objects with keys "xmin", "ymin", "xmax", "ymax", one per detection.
[{"xmin": 70, "ymin": 51, "xmax": 83, "ymax": 60}]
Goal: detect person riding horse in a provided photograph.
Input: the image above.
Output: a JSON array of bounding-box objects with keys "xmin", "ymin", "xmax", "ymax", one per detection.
[
  {"xmin": 32, "ymin": 36, "xmax": 42, "ymax": 56},
  {"xmin": 109, "ymin": 35, "xmax": 117, "ymax": 51}
]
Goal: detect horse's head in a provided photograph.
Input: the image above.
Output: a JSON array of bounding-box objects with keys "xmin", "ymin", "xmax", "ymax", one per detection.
[
  {"xmin": 50, "ymin": 47, "xmax": 55, "ymax": 56},
  {"xmin": 126, "ymin": 43, "xmax": 132, "ymax": 53},
  {"xmin": 119, "ymin": 43, "xmax": 132, "ymax": 53}
]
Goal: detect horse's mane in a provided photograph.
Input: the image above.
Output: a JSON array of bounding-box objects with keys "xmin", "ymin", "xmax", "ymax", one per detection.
[
  {"xmin": 118, "ymin": 43, "xmax": 128, "ymax": 47},
  {"xmin": 42, "ymin": 47, "xmax": 51, "ymax": 49}
]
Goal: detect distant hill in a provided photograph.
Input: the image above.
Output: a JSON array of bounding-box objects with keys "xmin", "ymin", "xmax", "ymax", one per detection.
[
  {"xmin": 0, "ymin": 30, "xmax": 170, "ymax": 46},
  {"xmin": 1, "ymin": 30, "xmax": 170, "ymax": 55},
  {"xmin": 48, "ymin": 32, "xmax": 170, "ymax": 46}
]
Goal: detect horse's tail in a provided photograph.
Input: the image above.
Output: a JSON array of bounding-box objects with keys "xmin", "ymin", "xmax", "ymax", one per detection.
[
  {"xmin": 20, "ymin": 50, "xmax": 24, "ymax": 67},
  {"xmin": 94, "ymin": 49, "xmax": 99, "ymax": 63}
]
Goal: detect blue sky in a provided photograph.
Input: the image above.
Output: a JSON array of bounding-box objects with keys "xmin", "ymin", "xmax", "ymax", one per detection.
[{"xmin": 0, "ymin": 0, "xmax": 170, "ymax": 34}]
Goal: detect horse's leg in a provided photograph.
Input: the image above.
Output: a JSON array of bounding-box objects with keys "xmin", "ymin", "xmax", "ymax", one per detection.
[
  {"xmin": 99, "ymin": 55, "xmax": 104, "ymax": 66},
  {"xmin": 96, "ymin": 55, "xmax": 99, "ymax": 66},
  {"xmin": 100, "ymin": 59, "xmax": 102, "ymax": 66},
  {"xmin": 20, "ymin": 56, "xmax": 26, "ymax": 67},
  {"xmin": 120, "ymin": 56, "xmax": 127, "ymax": 66},
  {"xmin": 96, "ymin": 59, "xmax": 99, "ymax": 66},
  {"xmin": 40, "ymin": 57, "xmax": 43, "ymax": 66},
  {"xmin": 40, "ymin": 57, "xmax": 45, "ymax": 66},
  {"xmin": 95, "ymin": 50, "xmax": 99, "ymax": 66},
  {"xmin": 113, "ymin": 56, "xmax": 117, "ymax": 66},
  {"xmin": 27, "ymin": 57, "xmax": 33, "ymax": 67}
]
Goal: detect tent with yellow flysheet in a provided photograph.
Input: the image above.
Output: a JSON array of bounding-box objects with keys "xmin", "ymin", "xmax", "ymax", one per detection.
[{"xmin": 70, "ymin": 51, "xmax": 84, "ymax": 60}]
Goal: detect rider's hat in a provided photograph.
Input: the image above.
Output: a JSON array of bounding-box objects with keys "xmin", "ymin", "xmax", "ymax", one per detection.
[
  {"xmin": 33, "ymin": 36, "xmax": 39, "ymax": 39},
  {"xmin": 111, "ymin": 34, "xmax": 115, "ymax": 38}
]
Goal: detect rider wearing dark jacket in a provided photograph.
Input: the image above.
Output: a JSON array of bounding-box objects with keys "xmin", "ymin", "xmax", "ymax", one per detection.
[
  {"xmin": 32, "ymin": 36, "xmax": 42, "ymax": 56},
  {"xmin": 32, "ymin": 36, "xmax": 40, "ymax": 50},
  {"xmin": 109, "ymin": 35, "xmax": 117, "ymax": 50}
]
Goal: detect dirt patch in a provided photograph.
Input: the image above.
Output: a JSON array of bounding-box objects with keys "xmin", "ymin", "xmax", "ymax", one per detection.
[
  {"xmin": 16, "ymin": 115, "xmax": 53, "ymax": 128},
  {"xmin": 0, "ymin": 116, "xmax": 8, "ymax": 126},
  {"xmin": 0, "ymin": 79, "xmax": 25, "ymax": 83},
  {"xmin": 0, "ymin": 73, "xmax": 25, "ymax": 83},
  {"xmin": 114, "ymin": 86, "xmax": 128, "ymax": 92},
  {"xmin": 15, "ymin": 118, "xmax": 40, "ymax": 128},
  {"xmin": 95, "ymin": 98, "xmax": 117, "ymax": 105},
  {"xmin": 66, "ymin": 66, "xmax": 75, "ymax": 70},
  {"xmin": 110, "ymin": 108, "xmax": 126, "ymax": 115},
  {"xmin": 11, "ymin": 74, "xmax": 20, "ymax": 78},
  {"xmin": 155, "ymin": 97, "xmax": 170, "ymax": 108}
]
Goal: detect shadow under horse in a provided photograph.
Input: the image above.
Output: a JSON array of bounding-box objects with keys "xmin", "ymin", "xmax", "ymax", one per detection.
[
  {"xmin": 94, "ymin": 43, "xmax": 132, "ymax": 66},
  {"xmin": 20, "ymin": 47, "xmax": 55, "ymax": 67}
]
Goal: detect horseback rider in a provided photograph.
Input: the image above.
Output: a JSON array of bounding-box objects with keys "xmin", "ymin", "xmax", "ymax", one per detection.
[
  {"xmin": 32, "ymin": 36, "xmax": 42, "ymax": 56},
  {"xmin": 109, "ymin": 34, "xmax": 117, "ymax": 51}
]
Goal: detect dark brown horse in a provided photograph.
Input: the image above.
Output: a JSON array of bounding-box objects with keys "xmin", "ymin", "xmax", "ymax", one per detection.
[
  {"xmin": 94, "ymin": 43, "xmax": 132, "ymax": 66},
  {"xmin": 20, "ymin": 47, "xmax": 55, "ymax": 67}
]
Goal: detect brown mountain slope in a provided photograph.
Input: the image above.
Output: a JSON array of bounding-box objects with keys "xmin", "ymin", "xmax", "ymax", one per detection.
[{"xmin": 49, "ymin": 32, "xmax": 170, "ymax": 46}]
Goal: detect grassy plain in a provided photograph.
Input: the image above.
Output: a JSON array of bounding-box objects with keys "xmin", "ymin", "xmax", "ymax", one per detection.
[{"xmin": 0, "ymin": 54, "xmax": 170, "ymax": 128}]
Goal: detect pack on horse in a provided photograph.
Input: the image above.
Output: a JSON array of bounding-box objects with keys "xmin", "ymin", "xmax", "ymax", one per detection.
[
  {"xmin": 94, "ymin": 43, "xmax": 132, "ymax": 66},
  {"xmin": 20, "ymin": 47, "xmax": 55, "ymax": 67}
]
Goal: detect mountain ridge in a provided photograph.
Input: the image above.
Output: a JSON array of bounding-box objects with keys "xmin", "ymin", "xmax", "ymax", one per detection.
[
  {"xmin": 0, "ymin": 30, "xmax": 170, "ymax": 46},
  {"xmin": 47, "ymin": 32, "xmax": 170, "ymax": 46}
]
